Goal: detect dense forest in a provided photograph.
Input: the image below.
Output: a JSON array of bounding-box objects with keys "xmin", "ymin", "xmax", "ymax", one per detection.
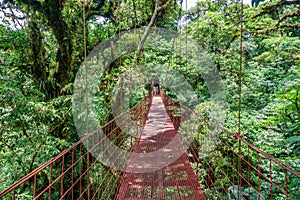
[{"xmin": 0, "ymin": 0, "xmax": 299, "ymax": 199}]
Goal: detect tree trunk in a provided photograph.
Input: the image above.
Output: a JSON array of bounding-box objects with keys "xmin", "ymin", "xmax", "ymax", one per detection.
[
  {"xmin": 29, "ymin": 19, "xmax": 47, "ymax": 83},
  {"xmin": 43, "ymin": 0, "xmax": 73, "ymax": 93}
]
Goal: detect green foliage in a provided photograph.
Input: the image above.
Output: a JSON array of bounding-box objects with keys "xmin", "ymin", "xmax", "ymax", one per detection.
[
  {"xmin": 0, "ymin": 65, "xmax": 73, "ymax": 192},
  {"xmin": 229, "ymin": 185, "xmax": 265, "ymax": 199},
  {"xmin": 186, "ymin": 0, "xmax": 300, "ymax": 198},
  {"xmin": 1, "ymin": 0, "xmax": 300, "ymax": 198}
]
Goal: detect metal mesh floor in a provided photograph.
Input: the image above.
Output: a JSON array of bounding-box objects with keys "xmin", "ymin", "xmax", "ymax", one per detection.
[{"xmin": 116, "ymin": 96, "xmax": 205, "ymax": 200}]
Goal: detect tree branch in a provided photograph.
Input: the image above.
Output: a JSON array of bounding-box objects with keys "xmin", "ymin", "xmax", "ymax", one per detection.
[
  {"xmin": 132, "ymin": 0, "xmax": 139, "ymax": 27},
  {"xmin": 248, "ymin": 22, "xmax": 300, "ymax": 36},
  {"xmin": 157, "ymin": 0, "xmax": 173, "ymax": 12},
  {"xmin": 12, "ymin": 0, "xmax": 43, "ymax": 11},
  {"xmin": 135, "ymin": 0, "xmax": 172, "ymax": 63},
  {"xmin": 274, "ymin": 10, "xmax": 300, "ymax": 27},
  {"xmin": 253, "ymin": 0, "xmax": 300, "ymax": 18},
  {"xmin": 28, "ymin": 143, "xmax": 42, "ymax": 173}
]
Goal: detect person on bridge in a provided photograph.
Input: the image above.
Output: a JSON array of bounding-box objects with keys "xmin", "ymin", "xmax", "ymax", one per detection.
[
  {"xmin": 154, "ymin": 83, "xmax": 159, "ymax": 95},
  {"xmin": 153, "ymin": 77, "xmax": 160, "ymax": 96}
]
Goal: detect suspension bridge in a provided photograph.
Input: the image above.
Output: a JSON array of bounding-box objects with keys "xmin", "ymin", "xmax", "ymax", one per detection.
[{"xmin": 0, "ymin": 89, "xmax": 299, "ymax": 200}]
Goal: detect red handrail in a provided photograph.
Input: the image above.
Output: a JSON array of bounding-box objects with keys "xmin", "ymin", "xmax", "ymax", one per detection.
[
  {"xmin": 160, "ymin": 92, "xmax": 300, "ymax": 199},
  {"xmin": 0, "ymin": 94, "xmax": 152, "ymax": 199}
]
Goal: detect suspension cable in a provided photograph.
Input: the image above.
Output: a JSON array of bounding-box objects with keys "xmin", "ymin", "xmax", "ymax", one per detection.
[
  {"xmin": 130, "ymin": 0, "xmax": 133, "ymax": 108},
  {"xmin": 185, "ymin": 0, "xmax": 188, "ymax": 108},
  {"xmin": 183, "ymin": 0, "xmax": 188, "ymax": 146},
  {"xmin": 83, "ymin": 0, "xmax": 88, "ymax": 134},
  {"xmin": 238, "ymin": 0, "xmax": 244, "ymax": 193},
  {"xmin": 82, "ymin": 0, "xmax": 91, "ymax": 199},
  {"xmin": 165, "ymin": 0, "xmax": 183, "ymax": 90},
  {"xmin": 238, "ymin": 0, "xmax": 244, "ymax": 137}
]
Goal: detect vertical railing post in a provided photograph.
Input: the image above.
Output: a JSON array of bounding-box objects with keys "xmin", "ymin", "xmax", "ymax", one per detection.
[
  {"xmin": 232, "ymin": 146, "xmax": 235, "ymax": 192},
  {"xmin": 92, "ymin": 133, "xmax": 95, "ymax": 196},
  {"xmin": 49, "ymin": 164, "xmax": 52, "ymax": 200},
  {"xmin": 71, "ymin": 148, "xmax": 74, "ymax": 200},
  {"xmin": 226, "ymin": 135, "xmax": 229, "ymax": 192},
  {"xmin": 248, "ymin": 146, "xmax": 250, "ymax": 198},
  {"xmin": 258, "ymin": 155, "xmax": 261, "ymax": 200},
  {"xmin": 61, "ymin": 155, "xmax": 64, "ymax": 197},
  {"xmin": 238, "ymin": 139, "xmax": 242, "ymax": 199},
  {"xmin": 285, "ymin": 169, "xmax": 288, "ymax": 199},
  {"xmin": 270, "ymin": 160, "xmax": 273, "ymax": 200},
  {"xmin": 87, "ymin": 138, "xmax": 90, "ymax": 200},
  {"xmin": 34, "ymin": 174, "xmax": 37, "ymax": 198},
  {"xmin": 13, "ymin": 189, "xmax": 16, "ymax": 200},
  {"xmin": 80, "ymin": 142, "xmax": 83, "ymax": 200}
]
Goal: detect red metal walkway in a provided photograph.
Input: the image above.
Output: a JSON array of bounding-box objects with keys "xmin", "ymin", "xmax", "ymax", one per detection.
[{"xmin": 116, "ymin": 96, "xmax": 205, "ymax": 199}]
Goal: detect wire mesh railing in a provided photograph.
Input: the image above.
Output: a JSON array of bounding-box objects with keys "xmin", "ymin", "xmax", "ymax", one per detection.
[
  {"xmin": 161, "ymin": 92, "xmax": 300, "ymax": 200},
  {"xmin": 0, "ymin": 94, "xmax": 152, "ymax": 200},
  {"xmin": 2, "ymin": 90, "xmax": 299, "ymax": 200}
]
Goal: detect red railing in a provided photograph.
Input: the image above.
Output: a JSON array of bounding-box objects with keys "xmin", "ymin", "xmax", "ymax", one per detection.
[
  {"xmin": 2, "ymin": 90, "xmax": 299, "ymax": 200},
  {"xmin": 161, "ymin": 92, "xmax": 300, "ymax": 200},
  {"xmin": 0, "ymin": 95, "xmax": 152, "ymax": 200}
]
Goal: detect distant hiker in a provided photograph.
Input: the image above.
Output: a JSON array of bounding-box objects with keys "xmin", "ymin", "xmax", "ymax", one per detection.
[
  {"xmin": 154, "ymin": 83, "xmax": 159, "ymax": 95},
  {"xmin": 153, "ymin": 84, "xmax": 157, "ymax": 95},
  {"xmin": 153, "ymin": 77, "xmax": 160, "ymax": 96}
]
